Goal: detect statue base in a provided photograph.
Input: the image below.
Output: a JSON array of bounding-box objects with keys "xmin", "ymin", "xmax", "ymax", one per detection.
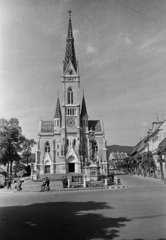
[{"xmin": 83, "ymin": 163, "xmax": 100, "ymax": 182}]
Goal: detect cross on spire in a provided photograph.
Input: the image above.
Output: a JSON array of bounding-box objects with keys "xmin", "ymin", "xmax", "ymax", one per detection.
[{"xmin": 68, "ymin": 10, "xmax": 72, "ymax": 20}]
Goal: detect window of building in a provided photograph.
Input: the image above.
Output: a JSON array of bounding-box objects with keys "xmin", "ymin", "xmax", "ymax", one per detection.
[
  {"xmin": 45, "ymin": 141, "xmax": 50, "ymax": 152},
  {"xmin": 57, "ymin": 144, "xmax": 59, "ymax": 149},
  {"xmin": 57, "ymin": 152, "xmax": 59, "ymax": 156},
  {"xmin": 57, "ymin": 120, "xmax": 59, "ymax": 127},
  {"xmin": 66, "ymin": 107, "xmax": 76, "ymax": 116},
  {"xmin": 67, "ymin": 87, "xmax": 73, "ymax": 104}
]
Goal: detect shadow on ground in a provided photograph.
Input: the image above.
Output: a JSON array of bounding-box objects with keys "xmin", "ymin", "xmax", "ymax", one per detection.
[
  {"xmin": 122, "ymin": 239, "xmax": 166, "ymax": 240},
  {"xmin": 0, "ymin": 201, "xmax": 130, "ymax": 240}
]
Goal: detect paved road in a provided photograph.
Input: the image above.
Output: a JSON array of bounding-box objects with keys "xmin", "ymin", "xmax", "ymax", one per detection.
[{"xmin": 0, "ymin": 174, "xmax": 166, "ymax": 240}]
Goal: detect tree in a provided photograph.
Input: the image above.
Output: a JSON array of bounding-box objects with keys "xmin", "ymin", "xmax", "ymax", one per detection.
[
  {"xmin": 13, "ymin": 163, "xmax": 26, "ymax": 175},
  {"xmin": 146, "ymin": 151, "xmax": 157, "ymax": 178},
  {"xmin": 157, "ymin": 146, "xmax": 165, "ymax": 180},
  {"xmin": 140, "ymin": 152, "xmax": 149, "ymax": 177},
  {"xmin": 0, "ymin": 118, "xmax": 34, "ymax": 176},
  {"xmin": 22, "ymin": 138, "xmax": 36, "ymax": 166},
  {"xmin": 140, "ymin": 151, "xmax": 157, "ymax": 178},
  {"xmin": 136, "ymin": 154, "xmax": 142, "ymax": 175}
]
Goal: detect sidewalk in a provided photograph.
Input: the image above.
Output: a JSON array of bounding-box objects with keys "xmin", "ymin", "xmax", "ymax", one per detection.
[{"xmin": 0, "ymin": 179, "xmax": 130, "ymax": 194}]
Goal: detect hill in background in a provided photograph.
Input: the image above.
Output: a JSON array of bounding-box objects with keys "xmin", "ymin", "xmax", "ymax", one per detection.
[{"xmin": 107, "ymin": 145, "xmax": 134, "ymax": 156}]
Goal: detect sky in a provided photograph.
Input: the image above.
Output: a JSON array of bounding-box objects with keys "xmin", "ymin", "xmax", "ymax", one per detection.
[{"xmin": 1, "ymin": 0, "xmax": 166, "ymax": 151}]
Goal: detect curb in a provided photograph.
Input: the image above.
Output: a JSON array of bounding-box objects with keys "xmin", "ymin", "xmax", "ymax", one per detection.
[{"xmin": 21, "ymin": 185, "xmax": 130, "ymax": 193}]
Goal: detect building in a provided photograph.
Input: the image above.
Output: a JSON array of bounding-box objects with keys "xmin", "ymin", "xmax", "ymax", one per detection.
[
  {"xmin": 130, "ymin": 120, "xmax": 166, "ymax": 171},
  {"xmin": 34, "ymin": 13, "xmax": 107, "ymax": 175},
  {"xmin": 108, "ymin": 152, "xmax": 128, "ymax": 169}
]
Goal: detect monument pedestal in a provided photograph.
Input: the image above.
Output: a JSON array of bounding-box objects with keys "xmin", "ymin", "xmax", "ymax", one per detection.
[
  {"xmin": 83, "ymin": 164, "xmax": 101, "ymax": 184},
  {"xmin": 89, "ymin": 163, "xmax": 100, "ymax": 181}
]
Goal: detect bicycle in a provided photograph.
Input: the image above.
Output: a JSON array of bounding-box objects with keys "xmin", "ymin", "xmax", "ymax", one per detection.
[{"xmin": 40, "ymin": 185, "xmax": 50, "ymax": 192}]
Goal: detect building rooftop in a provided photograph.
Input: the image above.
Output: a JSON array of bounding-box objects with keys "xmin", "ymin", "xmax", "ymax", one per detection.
[{"xmin": 88, "ymin": 120, "xmax": 102, "ymax": 132}]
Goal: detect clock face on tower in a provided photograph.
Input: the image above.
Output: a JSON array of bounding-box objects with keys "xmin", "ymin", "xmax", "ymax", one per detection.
[{"xmin": 66, "ymin": 118, "xmax": 75, "ymax": 127}]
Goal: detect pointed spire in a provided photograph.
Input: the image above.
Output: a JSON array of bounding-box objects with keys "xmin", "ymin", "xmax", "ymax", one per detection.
[
  {"xmin": 81, "ymin": 92, "xmax": 88, "ymax": 116},
  {"xmin": 54, "ymin": 97, "xmax": 61, "ymax": 118},
  {"xmin": 63, "ymin": 11, "xmax": 77, "ymax": 73},
  {"xmin": 67, "ymin": 10, "xmax": 73, "ymax": 39}
]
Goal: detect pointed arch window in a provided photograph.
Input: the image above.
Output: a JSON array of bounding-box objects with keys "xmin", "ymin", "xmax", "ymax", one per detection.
[
  {"xmin": 67, "ymin": 87, "xmax": 73, "ymax": 104},
  {"xmin": 45, "ymin": 141, "xmax": 50, "ymax": 152}
]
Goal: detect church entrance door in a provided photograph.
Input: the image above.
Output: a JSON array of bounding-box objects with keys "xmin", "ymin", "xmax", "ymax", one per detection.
[
  {"xmin": 45, "ymin": 165, "xmax": 50, "ymax": 173},
  {"xmin": 68, "ymin": 163, "xmax": 75, "ymax": 173}
]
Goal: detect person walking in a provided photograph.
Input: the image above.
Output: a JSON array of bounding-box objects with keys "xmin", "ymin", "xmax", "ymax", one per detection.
[
  {"xmin": 62, "ymin": 176, "xmax": 68, "ymax": 188},
  {"xmin": 16, "ymin": 178, "xmax": 22, "ymax": 191},
  {"xmin": 8, "ymin": 179, "xmax": 12, "ymax": 189},
  {"xmin": 46, "ymin": 177, "xmax": 50, "ymax": 190},
  {"xmin": 41, "ymin": 178, "xmax": 46, "ymax": 192}
]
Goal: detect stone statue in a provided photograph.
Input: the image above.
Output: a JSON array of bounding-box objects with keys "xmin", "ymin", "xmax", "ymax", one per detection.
[{"xmin": 88, "ymin": 130, "xmax": 99, "ymax": 165}]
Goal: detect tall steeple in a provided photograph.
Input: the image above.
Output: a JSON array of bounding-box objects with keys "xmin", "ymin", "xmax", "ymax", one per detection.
[
  {"xmin": 63, "ymin": 11, "xmax": 77, "ymax": 73},
  {"xmin": 81, "ymin": 92, "xmax": 88, "ymax": 116},
  {"xmin": 54, "ymin": 96, "xmax": 61, "ymax": 118}
]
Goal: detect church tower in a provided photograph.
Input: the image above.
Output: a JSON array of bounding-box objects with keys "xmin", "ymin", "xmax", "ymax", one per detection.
[
  {"xmin": 61, "ymin": 11, "xmax": 81, "ymax": 173},
  {"xmin": 35, "ymin": 12, "xmax": 108, "ymax": 176}
]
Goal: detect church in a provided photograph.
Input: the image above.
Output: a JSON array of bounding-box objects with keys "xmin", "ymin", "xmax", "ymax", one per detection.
[{"xmin": 34, "ymin": 12, "xmax": 108, "ymax": 175}]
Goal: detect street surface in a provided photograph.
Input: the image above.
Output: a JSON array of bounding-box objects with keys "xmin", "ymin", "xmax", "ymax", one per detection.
[{"xmin": 0, "ymin": 174, "xmax": 166, "ymax": 240}]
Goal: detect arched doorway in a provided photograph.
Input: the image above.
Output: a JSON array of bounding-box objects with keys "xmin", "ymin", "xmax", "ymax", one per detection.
[
  {"xmin": 45, "ymin": 160, "xmax": 50, "ymax": 173},
  {"xmin": 67, "ymin": 156, "xmax": 75, "ymax": 173}
]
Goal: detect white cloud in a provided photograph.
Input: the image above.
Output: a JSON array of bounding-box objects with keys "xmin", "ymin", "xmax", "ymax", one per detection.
[{"xmin": 86, "ymin": 44, "xmax": 98, "ymax": 54}]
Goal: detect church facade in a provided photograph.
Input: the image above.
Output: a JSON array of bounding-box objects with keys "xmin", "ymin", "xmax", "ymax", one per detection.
[{"xmin": 34, "ymin": 13, "xmax": 108, "ymax": 175}]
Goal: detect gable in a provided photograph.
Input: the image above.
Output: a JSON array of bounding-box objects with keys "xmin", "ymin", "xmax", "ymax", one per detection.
[
  {"xmin": 66, "ymin": 146, "xmax": 79, "ymax": 162},
  {"xmin": 41, "ymin": 121, "xmax": 54, "ymax": 133},
  {"xmin": 64, "ymin": 61, "xmax": 77, "ymax": 76},
  {"xmin": 88, "ymin": 120, "xmax": 102, "ymax": 132},
  {"xmin": 44, "ymin": 152, "xmax": 52, "ymax": 164}
]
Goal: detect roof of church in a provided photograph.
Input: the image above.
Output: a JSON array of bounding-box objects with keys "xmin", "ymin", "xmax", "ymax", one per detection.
[
  {"xmin": 54, "ymin": 97, "xmax": 61, "ymax": 118},
  {"xmin": 81, "ymin": 94, "xmax": 88, "ymax": 116},
  {"xmin": 63, "ymin": 11, "xmax": 77, "ymax": 73},
  {"xmin": 88, "ymin": 120, "xmax": 102, "ymax": 132},
  {"xmin": 41, "ymin": 121, "xmax": 54, "ymax": 133}
]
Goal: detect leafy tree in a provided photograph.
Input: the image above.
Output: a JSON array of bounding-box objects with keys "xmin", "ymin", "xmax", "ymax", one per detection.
[
  {"xmin": 157, "ymin": 146, "xmax": 165, "ymax": 180},
  {"xmin": 0, "ymin": 118, "xmax": 33, "ymax": 176},
  {"xmin": 140, "ymin": 152, "xmax": 149, "ymax": 177},
  {"xmin": 22, "ymin": 139, "xmax": 36, "ymax": 166},
  {"xmin": 146, "ymin": 151, "xmax": 157, "ymax": 178},
  {"xmin": 13, "ymin": 163, "xmax": 26, "ymax": 174},
  {"xmin": 136, "ymin": 154, "xmax": 142, "ymax": 175},
  {"xmin": 140, "ymin": 151, "xmax": 156, "ymax": 178}
]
